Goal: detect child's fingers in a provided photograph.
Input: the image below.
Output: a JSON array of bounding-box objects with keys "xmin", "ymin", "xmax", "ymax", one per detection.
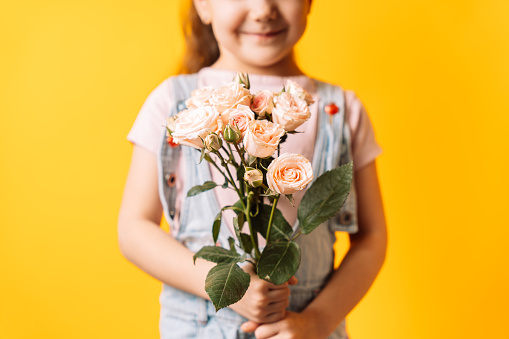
[
  {"xmin": 253, "ymin": 322, "xmax": 280, "ymax": 339},
  {"xmin": 267, "ymin": 286, "xmax": 291, "ymax": 301},
  {"xmin": 266, "ymin": 299, "xmax": 289, "ymax": 314},
  {"xmin": 288, "ymin": 276, "xmax": 298, "ymax": 285},
  {"xmin": 240, "ymin": 320, "xmax": 259, "ymax": 333},
  {"xmin": 264, "ymin": 276, "xmax": 298, "ymax": 290}
]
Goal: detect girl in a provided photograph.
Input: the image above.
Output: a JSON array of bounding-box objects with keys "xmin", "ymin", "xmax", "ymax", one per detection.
[{"xmin": 118, "ymin": 0, "xmax": 387, "ymax": 338}]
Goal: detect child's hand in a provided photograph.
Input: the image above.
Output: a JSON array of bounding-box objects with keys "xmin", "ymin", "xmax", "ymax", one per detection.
[
  {"xmin": 242, "ymin": 310, "xmax": 327, "ymax": 339},
  {"xmin": 229, "ymin": 264, "xmax": 297, "ymax": 324}
]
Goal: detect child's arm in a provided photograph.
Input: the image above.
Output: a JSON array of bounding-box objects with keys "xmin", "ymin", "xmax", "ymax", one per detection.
[
  {"xmin": 243, "ymin": 160, "xmax": 387, "ymax": 338},
  {"xmin": 118, "ymin": 145, "xmax": 292, "ymax": 324}
]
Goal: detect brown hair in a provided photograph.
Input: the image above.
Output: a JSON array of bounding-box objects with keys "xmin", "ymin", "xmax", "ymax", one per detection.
[{"xmin": 179, "ymin": 1, "xmax": 219, "ymax": 74}]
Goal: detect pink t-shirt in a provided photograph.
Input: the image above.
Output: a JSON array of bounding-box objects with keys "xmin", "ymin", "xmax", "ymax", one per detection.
[{"xmin": 127, "ymin": 67, "xmax": 382, "ymax": 235}]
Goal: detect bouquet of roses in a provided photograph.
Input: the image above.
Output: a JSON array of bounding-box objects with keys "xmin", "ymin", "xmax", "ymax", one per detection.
[{"xmin": 166, "ymin": 73, "xmax": 353, "ymax": 311}]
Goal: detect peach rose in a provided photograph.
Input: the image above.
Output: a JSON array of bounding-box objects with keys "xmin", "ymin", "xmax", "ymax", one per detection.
[
  {"xmin": 221, "ymin": 105, "xmax": 255, "ymax": 137},
  {"xmin": 251, "ymin": 90, "xmax": 275, "ymax": 118},
  {"xmin": 171, "ymin": 106, "xmax": 221, "ymax": 149},
  {"xmin": 272, "ymin": 92, "xmax": 311, "ymax": 132},
  {"xmin": 185, "ymin": 87, "xmax": 214, "ymax": 108},
  {"xmin": 209, "ymin": 82, "xmax": 252, "ymax": 113},
  {"xmin": 266, "ymin": 153, "xmax": 314, "ymax": 195},
  {"xmin": 284, "ymin": 79, "xmax": 315, "ymax": 105},
  {"xmin": 243, "ymin": 120, "xmax": 285, "ymax": 158}
]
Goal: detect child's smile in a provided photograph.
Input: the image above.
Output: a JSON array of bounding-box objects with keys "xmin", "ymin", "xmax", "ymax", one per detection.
[{"xmin": 239, "ymin": 27, "xmax": 287, "ymax": 43}]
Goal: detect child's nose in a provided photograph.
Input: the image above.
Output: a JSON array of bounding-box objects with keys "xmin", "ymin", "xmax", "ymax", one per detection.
[{"xmin": 249, "ymin": 0, "xmax": 278, "ymax": 22}]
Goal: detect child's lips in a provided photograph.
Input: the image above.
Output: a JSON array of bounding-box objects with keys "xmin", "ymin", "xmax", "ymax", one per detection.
[{"xmin": 242, "ymin": 28, "xmax": 286, "ymax": 38}]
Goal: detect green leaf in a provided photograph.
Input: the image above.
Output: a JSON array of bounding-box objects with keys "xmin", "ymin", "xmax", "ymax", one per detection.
[
  {"xmin": 228, "ymin": 237, "xmax": 237, "ymax": 253},
  {"xmin": 205, "ymin": 262, "xmax": 250, "ymax": 311},
  {"xmin": 237, "ymin": 166, "xmax": 246, "ymax": 196},
  {"xmin": 297, "ymin": 162, "xmax": 353, "ymax": 234},
  {"xmin": 232, "ymin": 213, "xmax": 251, "ymax": 254},
  {"xmin": 257, "ymin": 241, "xmax": 301, "ymax": 285},
  {"xmin": 187, "ymin": 181, "xmax": 218, "ymax": 197},
  {"xmin": 193, "ymin": 246, "xmax": 245, "ymax": 264},
  {"xmin": 233, "ymin": 199, "xmax": 246, "ymax": 214},
  {"xmin": 232, "ymin": 214, "xmax": 241, "ymax": 236},
  {"xmin": 252, "ymin": 204, "xmax": 293, "ymax": 241},
  {"xmin": 239, "ymin": 233, "xmax": 253, "ymax": 255},
  {"xmin": 247, "ymin": 154, "xmax": 257, "ymax": 166},
  {"xmin": 213, "ymin": 206, "xmax": 244, "ymax": 245},
  {"xmin": 212, "ymin": 211, "xmax": 222, "ymax": 244},
  {"xmin": 203, "ymin": 153, "xmax": 214, "ymax": 164},
  {"xmin": 199, "ymin": 147, "xmax": 207, "ymax": 164},
  {"xmin": 285, "ymin": 194, "xmax": 295, "ymax": 206},
  {"xmin": 233, "ymin": 213, "xmax": 245, "ymax": 232}
]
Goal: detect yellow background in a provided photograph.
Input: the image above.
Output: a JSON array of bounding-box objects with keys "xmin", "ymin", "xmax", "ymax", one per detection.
[{"xmin": 1, "ymin": 0, "xmax": 508, "ymax": 338}]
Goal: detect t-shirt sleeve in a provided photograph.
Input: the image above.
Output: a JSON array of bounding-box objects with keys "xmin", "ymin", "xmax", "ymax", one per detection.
[
  {"xmin": 345, "ymin": 90, "xmax": 382, "ymax": 171},
  {"xmin": 127, "ymin": 79, "xmax": 174, "ymax": 154}
]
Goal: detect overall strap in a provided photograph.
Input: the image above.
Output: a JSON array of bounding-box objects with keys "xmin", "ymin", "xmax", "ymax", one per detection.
[
  {"xmin": 312, "ymin": 80, "xmax": 345, "ymax": 176},
  {"xmin": 157, "ymin": 74, "xmax": 198, "ymax": 226},
  {"xmin": 313, "ymin": 80, "xmax": 358, "ymax": 233}
]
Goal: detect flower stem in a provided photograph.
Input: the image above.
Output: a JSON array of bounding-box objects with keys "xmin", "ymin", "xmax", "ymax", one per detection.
[
  {"xmin": 214, "ymin": 150, "xmax": 242, "ymax": 197},
  {"xmin": 246, "ymin": 190, "xmax": 261, "ymax": 259},
  {"xmin": 291, "ymin": 229, "xmax": 302, "ymax": 241},
  {"xmin": 233, "ymin": 143, "xmax": 250, "ymax": 168},
  {"xmin": 266, "ymin": 195, "xmax": 280, "ymax": 243},
  {"xmin": 207, "ymin": 154, "xmax": 234, "ymax": 187},
  {"xmin": 226, "ymin": 143, "xmax": 239, "ymax": 167}
]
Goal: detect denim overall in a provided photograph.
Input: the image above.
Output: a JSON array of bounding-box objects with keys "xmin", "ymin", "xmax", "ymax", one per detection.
[{"xmin": 157, "ymin": 74, "xmax": 357, "ymax": 339}]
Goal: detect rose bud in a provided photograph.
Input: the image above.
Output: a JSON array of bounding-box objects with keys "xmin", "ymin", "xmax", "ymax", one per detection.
[
  {"xmin": 204, "ymin": 133, "xmax": 222, "ymax": 152},
  {"xmin": 233, "ymin": 72, "xmax": 250, "ymax": 90},
  {"xmin": 243, "ymin": 167, "xmax": 264, "ymax": 188},
  {"xmin": 223, "ymin": 124, "xmax": 242, "ymax": 144}
]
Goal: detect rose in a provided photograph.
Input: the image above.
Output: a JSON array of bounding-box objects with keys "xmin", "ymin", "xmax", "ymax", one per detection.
[
  {"xmin": 243, "ymin": 120, "xmax": 285, "ymax": 158},
  {"xmin": 251, "ymin": 90, "xmax": 275, "ymax": 118},
  {"xmin": 204, "ymin": 133, "xmax": 222, "ymax": 152},
  {"xmin": 272, "ymin": 92, "xmax": 311, "ymax": 132},
  {"xmin": 244, "ymin": 167, "xmax": 263, "ymax": 187},
  {"xmin": 171, "ymin": 106, "xmax": 221, "ymax": 149},
  {"xmin": 185, "ymin": 87, "xmax": 214, "ymax": 108},
  {"xmin": 266, "ymin": 153, "xmax": 313, "ymax": 195},
  {"xmin": 209, "ymin": 82, "xmax": 252, "ymax": 113},
  {"xmin": 221, "ymin": 105, "xmax": 255, "ymax": 137},
  {"xmin": 284, "ymin": 79, "xmax": 315, "ymax": 105}
]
